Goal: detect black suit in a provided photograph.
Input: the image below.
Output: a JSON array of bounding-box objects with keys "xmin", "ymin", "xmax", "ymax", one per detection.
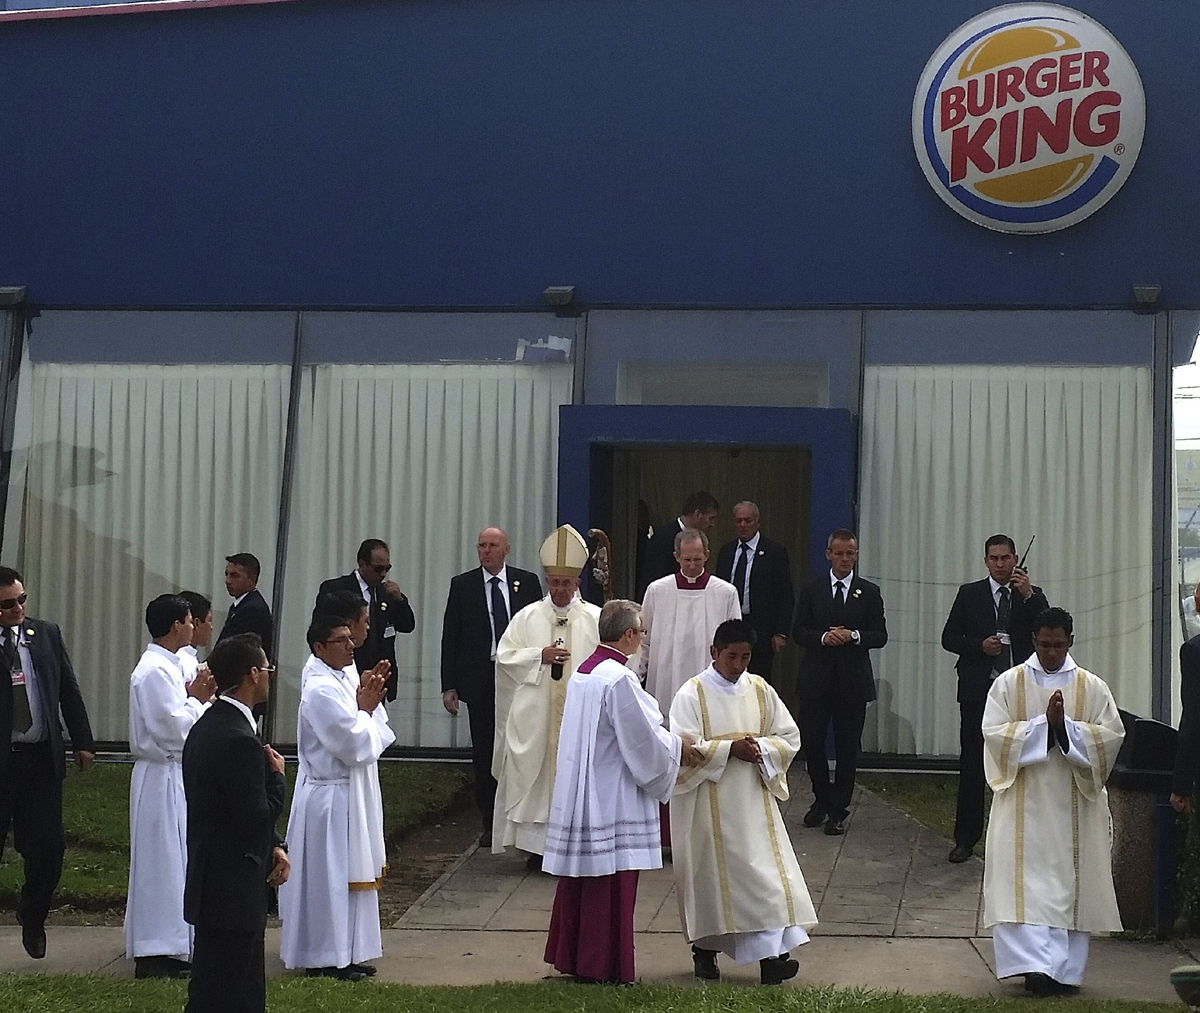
[
  {"xmin": 791, "ymin": 573, "xmax": 887, "ymax": 820},
  {"xmin": 441, "ymin": 566, "xmax": 543, "ymax": 825},
  {"xmin": 715, "ymin": 536, "xmax": 794, "ymax": 679},
  {"xmin": 1175, "ymin": 636, "xmax": 1200, "ymax": 799},
  {"xmin": 941, "ymin": 577, "xmax": 1048, "ymax": 849},
  {"xmin": 0, "ymin": 617, "xmax": 94, "ymax": 933},
  {"xmin": 636, "ymin": 519, "xmax": 683, "ymax": 600},
  {"xmin": 314, "ymin": 574, "xmax": 416, "ymax": 702},
  {"xmin": 217, "ymin": 588, "xmax": 275, "ymax": 661},
  {"xmin": 183, "ymin": 699, "xmax": 286, "ymax": 1013}
]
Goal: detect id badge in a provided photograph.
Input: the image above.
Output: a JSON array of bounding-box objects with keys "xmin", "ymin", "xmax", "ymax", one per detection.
[
  {"xmin": 10, "ymin": 671, "xmax": 25, "ymax": 688},
  {"xmin": 383, "ymin": 625, "xmax": 396, "ymax": 639}
]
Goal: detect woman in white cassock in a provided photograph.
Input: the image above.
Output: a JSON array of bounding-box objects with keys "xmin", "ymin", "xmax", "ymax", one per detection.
[
  {"xmin": 126, "ymin": 595, "xmax": 214, "ymax": 977},
  {"xmin": 982, "ymin": 607, "xmax": 1124, "ymax": 997},
  {"xmin": 669, "ymin": 618, "xmax": 817, "ymax": 985},
  {"xmin": 279, "ymin": 613, "xmax": 393, "ymax": 980}
]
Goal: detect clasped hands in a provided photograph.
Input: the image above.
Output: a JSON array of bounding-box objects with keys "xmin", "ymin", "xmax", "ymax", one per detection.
[
  {"xmin": 187, "ymin": 665, "xmax": 218, "ymax": 704},
  {"xmin": 678, "ymin": 734, "xmax": 761, "ymax": 767},
  {"xmin": 356, "ymin": 661, "xmax": 390, "ymax": 713},
  {"xmin": 821, "ymin": 626, "xmax": 854, "ymax": 647}
]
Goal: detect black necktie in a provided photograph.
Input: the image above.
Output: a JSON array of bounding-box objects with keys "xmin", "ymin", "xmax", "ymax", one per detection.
[
  {"xmin": 6, "ymin": 628, "xmax": 32, "ymax": 734},
  {"xmin": 490, "ymin": 577, "xmax": 509, "ymax": 646},
  {"xmin": 832, "ymin": 579, "xmax": 846, "ymax": 621},
  {"xmin": 733, "ymin": 542, "xmax": 751, "ymax": 611},
  {"xmin": 995, "ymin": 586, "xmax": 1012, "ymax": 673}
]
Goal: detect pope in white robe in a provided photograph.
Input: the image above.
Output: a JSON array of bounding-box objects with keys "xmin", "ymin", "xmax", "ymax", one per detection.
[
  {"xmin": 982, "ymin": 609, "xmax": 1124, "ymax": 996},
  {"xmin": 493, "ymin": 524, "xmax": 600, "ymax": 855},
  {"xmin": 669, "ymin": 619, "xmax": 817, "ymax": 983},
  {"xmin": 543, "ymin": 599, "xmax": 686, "ymax": 984},
  {"xmin": 126, "ymin": 601, "xmax": 214, "ymax": 970},
  {"xmin": 639, "ymin": 530, "xmax": 740, "ymax": 717},
  {"xmin": 280, "ymin": 627, "xmax": 395, "ymax": 976}
]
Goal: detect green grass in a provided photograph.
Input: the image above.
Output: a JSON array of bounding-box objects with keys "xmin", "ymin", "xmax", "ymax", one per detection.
[
  {"xmin": 857, "ymin": 772, "xmax": 991, "ymax": 855},
  {"xmin": 0, "ymin": 759, "xmax": 469, "ymax": 910},
  {"xmin": 0, "ymin": 978, "xmax": 1177, "ymax": 1013}
]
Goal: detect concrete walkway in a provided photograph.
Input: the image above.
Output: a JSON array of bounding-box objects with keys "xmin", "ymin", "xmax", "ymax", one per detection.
[{"xmin": 0, "ymin": 775, "xmax": 1194, "ymax": 1002}]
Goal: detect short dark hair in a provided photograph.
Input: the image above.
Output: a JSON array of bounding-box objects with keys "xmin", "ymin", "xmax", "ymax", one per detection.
[
  {"xmin": 146, "ymin": 594, "xmax": 191, "ymax": 638},
  {"xmin": 178, "ymin": 591, "xmax": 212, "ymax": 622},
  {"xmin": 713, "ymin": 619, "xmax": 757, "ymax": 651},
  {"xmin": 307, "ymin": 615, "xmax": 349, "ymax": 652},
  {"xmin": 318, "ymin": 590, "xmax": 368, "ymax": 625},
  {"xmin": 357, "ymin": 538, "xmax": 388, "ymax": 563},
  {"xmin": 827, "ymin": 528, "xmax": 857, "ymax": 547},
  {"xmin": 225, "ymin": 553, "xmax": 261, "ymax": 580},
  {"xmin": 208, "ymin": 633, "xmax": 265, "ymax": 693},
  {"xmin": 1032, "ymin": 607, "xmax": 1073, "ymax": 638},
  {"xmin": 985, "ymin": 534, "xmax": 1017, "ymax": 555},
  {"xmin": 681, "ymin": 491, "xmax": 719, "ymax": 516},
  {"xmin": 0, "ymin": 566, "xmax": 21, "ymax": 589}
]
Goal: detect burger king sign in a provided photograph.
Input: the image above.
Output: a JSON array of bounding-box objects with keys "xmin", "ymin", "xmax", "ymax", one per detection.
[{"xmin": 912, "ymin": 4, "xmax": 1144, "ymax": 233}]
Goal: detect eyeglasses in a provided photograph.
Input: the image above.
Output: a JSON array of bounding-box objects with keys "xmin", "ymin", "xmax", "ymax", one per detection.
[
  {"xmin": 370, "ymin": 564, "xmax": 391, "ymax": 574},
  {"xmin": 323, "ymin": 635, "xmax": 355, "ymax": 647},
  {"xmin": 255, "ymin": 664, "xmax": 276, "ymax": 674},
  {"xmin": 0, "ymin": 593, "xmax": 28, "ymax": 611}
]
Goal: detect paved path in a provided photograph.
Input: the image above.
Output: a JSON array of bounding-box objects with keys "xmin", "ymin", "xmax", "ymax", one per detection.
[{"xmin": 0, "ymin": 775, "xmax": 1194, "ymax": 1001}]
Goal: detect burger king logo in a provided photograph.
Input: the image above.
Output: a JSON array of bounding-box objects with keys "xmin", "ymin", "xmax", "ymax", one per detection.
[{"xmin": 912, "ymin": 4, "xmax": 1144, "ymax": 233}]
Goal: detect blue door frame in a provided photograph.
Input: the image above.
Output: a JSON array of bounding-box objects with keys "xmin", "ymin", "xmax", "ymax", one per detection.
[{"xmin": 557, "ymin": 405, "xmax": 857, "ymax": 580}]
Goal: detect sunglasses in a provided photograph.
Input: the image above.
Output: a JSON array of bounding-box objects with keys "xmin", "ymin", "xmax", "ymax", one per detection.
[
  {"xmin": 370, "ymin": 564, "xmax": 392, "ymax": 574},
  {"xmin": 0, "ymin": 593, "xmax": 28, "ymax": 612}
]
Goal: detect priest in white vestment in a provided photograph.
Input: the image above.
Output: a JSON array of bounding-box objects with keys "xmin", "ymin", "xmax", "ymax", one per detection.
[
  {"xmin": 177, "ymin": 591, "xmax": 213, "ymax": 687},
  {"xmin": 543, "ymin": 599, "xmax": 697, "ymax": 984},
  {"xmin": 280, "ymin": 616, "xmax": 395, "ymax": 981},
  {"xmin": 982, "ymin": 607, "xmax": 1124, "ymax": 997},
  {"xmin": 669, "ymin": 619, "xmax": 817, "ymax": 985},
  {"xmin": 639, "ymin": 528, "xmax": 741, "ymax": 715},
  {"xmin": 493, "ymin": 524, "xmax": 600, "ymax": 856},
  {"xmin": 126, "ymin": 594, "xmax": 215, "ymax": 978}
]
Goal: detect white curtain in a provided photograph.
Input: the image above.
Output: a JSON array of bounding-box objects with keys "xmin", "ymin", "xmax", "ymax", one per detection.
[
  {"xmin": 274, "ymin": 363, "xmax": 573, "ymax": 748},
  {"xmin": 858, "ymin": 365, "xmax": 1153, "ymax": 757},
  {"xmin": 3, "ymin": 363, "xmax": 290, "ymax": 741}
]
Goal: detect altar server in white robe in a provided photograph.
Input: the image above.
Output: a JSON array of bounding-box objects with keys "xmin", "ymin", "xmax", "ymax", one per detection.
[
  {"xmin": 493, "ymin": 525, "xmax": 600, "ymax": 856},
  {"xmin": 126, "ymin": 594, "xmax": 215, "ymax": 978},
  {"xmin": 177, "ymin": 591, "xmax": 213, "ymax": 687},
  {"xmin": 639, "ymin": 528, "xmax": 741, "ymax": 715},
  {"xmin": 280, "ymin": 616, "xmax": 394, "ymax": 982},
  {"xmin": 982, "ymin": 607, "xmax": 1124, "ymax": 997},
  {"xmin": 543, "ymin": 599, "xmax": 698, "ymax": 984},
  {"xmin": 670, "ymin": 619, "xmax": 817, "ymax": 985}
]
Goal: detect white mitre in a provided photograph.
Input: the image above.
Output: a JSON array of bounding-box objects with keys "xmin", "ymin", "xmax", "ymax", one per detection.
[{"xmin": 539, "ymin": 524, "xmax": 589, "ymax": 578}]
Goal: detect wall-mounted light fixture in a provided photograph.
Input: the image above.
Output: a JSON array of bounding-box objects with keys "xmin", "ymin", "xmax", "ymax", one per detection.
[
  {"xmin": 542, "ymin": 285, "xmax": 575, "ymax": 308},
  {"xmin": 1133, "ymin": 284, "xmax": 1161, "ymax": 307}
]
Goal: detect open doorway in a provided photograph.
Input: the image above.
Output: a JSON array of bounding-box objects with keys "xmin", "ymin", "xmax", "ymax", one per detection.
[{"xmin": 589, "ymin": 443, "xmax": 812, "ymax": 709}]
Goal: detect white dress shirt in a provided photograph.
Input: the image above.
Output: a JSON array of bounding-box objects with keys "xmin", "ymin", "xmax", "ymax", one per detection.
[
  {"xmin": 355, "ymin": 570, "xmax": 372, "ymax": 606},
  {"xmin": 218, "ymin": 693, "xmax": 259, "ymax": 732},
  {"xmin": 732, "ymin": 532, "xmax": 760, "ymax": 613},
  {"xmin": 484, "ymin": 565, "xmax": 511, "ymax": 658},
  {"xmin": 7, "ymin": 625, "xmax": 45, "ymax": 743}
]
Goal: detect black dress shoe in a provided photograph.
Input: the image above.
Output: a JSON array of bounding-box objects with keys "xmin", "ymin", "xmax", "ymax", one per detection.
[
  {"xmin": 307, "ymin": 965, "xmax": 367, "ymax": 981},
  {"xmin": 135, "ymin": 956, "xmax": 190, "ymax": 979},
  {"xmin": 1024, "ymin": 972, "xmax": 1077, "ymax": 996},
  {"xmin": 760, "ymin": 953, "xmax": 799, "ymax": 985},
  {"xmin": 350, "ymin": 962, "xmax": 377, "ymax": 977},
  {"xmin": 948, "ymin": 844, "xmax": 973, "ymax": 864},
  {"xmin": 479, "ymin": 831, "xmax": 492, "ymax": 849},
  {"xmin": 19, "ymin": 921, "xmax": 46, "ymax": 960},
  {"xmin": 802, "ymin": 804, "xmax": 827, "ymax": 828},
  {"xmin": 691, "ymin": 946, "xmax": 720, "ymax": 981},
  {"xmin": 525, "ymin": 852, "xmax": 543, "ymax": 872},
  {"xmin": 824, "ymin": 817, "xmax": 846, "ymax": 836}
]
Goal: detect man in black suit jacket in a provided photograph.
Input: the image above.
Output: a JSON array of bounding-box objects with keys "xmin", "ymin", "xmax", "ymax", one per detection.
[
  {"xmin": 791, "ymin": 530, "xmax": 887, "ymax": 835},
  {"xmin": 314, "ymin": 538, "xmax": 416, "ymax": 702},
  {"xmin": 941, "ymin": 534, "xmax": 1048, "ymax": 862},
  {"xmin": 1173, "ymin": 589, "xmax": 1200, "ymax": 817},
  {"xmin": 636, "ymin": 490, "xmax": 719, "ymax": 600},
  {"xmin": 183, "ymin": 632, "xmax": 287, "ymax": 1013},
  {"xmin": 217, "ymin": 553, "xmax": 275, "ymax": 661},
  {"xmin": 441, "ymin": 527, "xmax": 543, "ymax": 843},
  {"xmin": 715, "ymin": 501, "xmax": 795, "ymax": 680},
  {"xmin": 0, "ymin": 566, "xmax": 95, "ymax": 960}
]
